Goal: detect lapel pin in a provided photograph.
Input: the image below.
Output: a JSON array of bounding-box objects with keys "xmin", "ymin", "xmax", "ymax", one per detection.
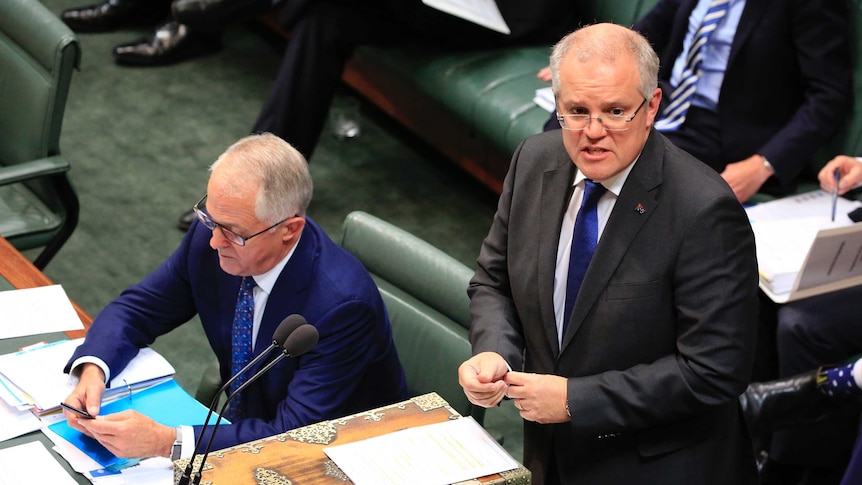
[{"xmin": 635, "ymin": 203, "xmax": 646, "ymax": 214}]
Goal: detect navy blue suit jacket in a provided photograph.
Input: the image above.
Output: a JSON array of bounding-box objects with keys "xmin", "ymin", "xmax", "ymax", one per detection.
[
  {"xmin": 635, "ymin": 0, "xmax": 852, "ymax": 193},
  {"xmin": 67, "ymin": 217, "xmax": 407, "ymax": 451}
]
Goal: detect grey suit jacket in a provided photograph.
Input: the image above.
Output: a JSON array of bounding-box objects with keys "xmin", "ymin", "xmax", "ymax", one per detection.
[{"xmin": 469, "ymin": 130, "xmax": 760, "ymax": 484}]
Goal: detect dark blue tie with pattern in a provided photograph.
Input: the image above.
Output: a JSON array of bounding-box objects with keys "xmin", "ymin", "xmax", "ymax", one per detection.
[{"xmin": 225, "ymin": 276, "xmax": 256, "ymax": 422}]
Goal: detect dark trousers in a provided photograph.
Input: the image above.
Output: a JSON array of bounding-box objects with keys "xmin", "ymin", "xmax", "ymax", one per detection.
[
  {"xmin": 768, "ymin": 287, "xmax": 862, "ymax": 478},
  {"xmin": 254, "ymin": 0, "xmax": 568, "ymax": 159}
]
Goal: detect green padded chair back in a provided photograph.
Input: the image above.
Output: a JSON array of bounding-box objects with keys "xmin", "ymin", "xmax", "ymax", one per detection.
[
  {"xmin": 0, "ymin": 0, "xmax": 81, "ymax": 268},
  {"xmin": 339, "ymin": 211, "xmax": 483, "ymax": 424}
]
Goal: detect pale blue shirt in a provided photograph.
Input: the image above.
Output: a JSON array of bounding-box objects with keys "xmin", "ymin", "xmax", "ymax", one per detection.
[
  {"xmin": 669, "ymin": 0, "xmax": 746, "ymax": 112},
  {"xmin": 553, "ymin": 159, "xmax": 638, "ymax": 348}
]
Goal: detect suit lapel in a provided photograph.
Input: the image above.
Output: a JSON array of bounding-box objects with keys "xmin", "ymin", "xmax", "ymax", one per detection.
[
  {"xmin": 251, "ymin": 221, "xmax": 317, "ymax": 368},
  {"xmin": 561, "ymin": 133, "xmax": 664, "ymax": 351},
  {"xmin": 728, "ymin": 0, "xmax": 769, "ymax": 67},
  {"xmin": 539, "ymin": 161, "xmax": 577, "ymax": 356}
]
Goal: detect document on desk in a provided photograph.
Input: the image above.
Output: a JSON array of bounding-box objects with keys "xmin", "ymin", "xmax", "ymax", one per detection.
[
  {"xmin": 0, "ymin": 394, "xmax": 41, "ymax": 442},
  {"xmin": 0, "ymin": 441, "xmax": 79, "ymax": 485},
  {"xmin": 0, "ymin": 339, "xmax": 175, "ymax": 413},
  {"xmin": 0, "ymin": 285, "xmax": 83, "ymax": 339},
  {"xmin": 323, "ymin": 416, "xmax": 518, "ymax": 485},
  {"xmin": 422, "ymin": 0, "xmax": 510, "ymax": 34},
  {"xmin": 751, "ymin": 217, "xmax": 862, "ymax": 303},
  {"xmin": 745, "ymin": 189, "xmax": 862, "ymax": 223}
]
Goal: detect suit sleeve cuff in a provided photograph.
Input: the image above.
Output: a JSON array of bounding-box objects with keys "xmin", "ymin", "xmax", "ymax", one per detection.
[{"xmin": 68, "ymin": 356, "xmax": 111, "ymax": 385}]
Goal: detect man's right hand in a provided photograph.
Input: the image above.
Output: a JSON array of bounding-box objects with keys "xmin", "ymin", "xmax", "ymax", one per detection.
[
  {"xmin": 819, "ymin": 155, "xmax": 862, "ymax": 195},
  {"xmin": 63, "ymin": 363, "xmax": 106, "ymax": 435},
  {"xmin": 458, "ymin": 352, "xmax": 509, "ymax": 408}
]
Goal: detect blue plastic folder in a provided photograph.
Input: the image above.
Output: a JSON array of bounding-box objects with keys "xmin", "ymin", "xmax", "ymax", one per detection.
[{"xmin": 49, "ymin": 379, "xmax": 211, "ymax": 468}]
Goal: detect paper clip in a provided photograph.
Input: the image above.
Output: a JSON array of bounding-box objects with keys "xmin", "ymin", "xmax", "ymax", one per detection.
[{"xmin": 123, "ymin": 379, "xmax": 132, "ymax": 401}]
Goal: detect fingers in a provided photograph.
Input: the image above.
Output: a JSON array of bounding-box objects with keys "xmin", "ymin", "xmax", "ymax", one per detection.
[{"xmin": 459, "ymin": 353, "xmax": 510, "ymax": 407}]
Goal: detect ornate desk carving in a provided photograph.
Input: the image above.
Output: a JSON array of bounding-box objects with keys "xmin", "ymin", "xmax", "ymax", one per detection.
[{"xmin": 174, "ymin": 393, "xmax": 529, "ymax": 485}]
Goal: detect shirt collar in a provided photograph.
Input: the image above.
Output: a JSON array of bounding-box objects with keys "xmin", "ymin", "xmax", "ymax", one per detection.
[
  {"xmin": 573, "ymin": 156, "xmax": 639, "ymax": 197},
  {"xmin": 249, "ymin": 232, "xmax": 302, "ymax": 296}
]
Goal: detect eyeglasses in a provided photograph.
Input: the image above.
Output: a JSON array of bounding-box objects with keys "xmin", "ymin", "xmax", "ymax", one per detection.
[
  {"xmin": 192, "ymin": 194, "xmax": 291, "ymax": 247},
  {"xmin": 557, "ymin": 98, "xmax": 648, "ymax": 131}
]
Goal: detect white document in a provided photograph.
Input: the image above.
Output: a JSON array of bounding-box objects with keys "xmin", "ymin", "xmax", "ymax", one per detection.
[
  {"xmin": 0, "ymin": 441, "xmax": 79, "ymax": 485},
  {"xmin": 0, "ymin": 396, "xmax": 41, "ymax": 442},
  {"xmin": 0, "ymin": 285, "xmax": 84, "ymax": 339},
  {"xmin": 745, "ymin": 189, "xmax": 862, "ymax": 224},
  {"xmin": 422, "ymin": 0, "xmax": 510, "ymax": 34},
  {"xmin": 533, "ymin": 87, "xmax": 555, "ymax": 112},
  {"xmin": 751, "ymin": 218, "xmax": 862, "ymax": 303},
  {"xmin": 323, "ymin": 416, "xmax": 518, "ymax": 485},
  {"xmin": 0, "ymin": 339, "xmax": 174, "ymax": 413}
]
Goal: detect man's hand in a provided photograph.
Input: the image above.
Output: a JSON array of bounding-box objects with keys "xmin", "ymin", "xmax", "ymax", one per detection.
[
  {"xmin": 537, "ymin": 66, "xmax": 552, "ymax": 83},
  {"xmin": 504, "ymin": 371, "xmax": 569, "ymax": 424},
  {"xmin": 62, "ymin": 363, "xmax": 106, "ymax": 435},
  {"xmin": 458, "ymin": 352, "xmax": 509, "ymax": 408},
  {"xmin": 819, "ymin": 155, "xmax": 862, "ymax": 194},
  {"xmin": 720, "ymin": 154, "xmax": 774, "ymax": 203},
  {"xmin": 76, "ymin": 410, "xmax": 175, "ymax": 458}
]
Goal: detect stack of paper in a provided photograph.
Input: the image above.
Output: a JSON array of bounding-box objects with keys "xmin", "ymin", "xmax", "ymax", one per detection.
[
  {"xmin": 0, "ymin": 338, "xmax": 175, "ymax": 414},
  {"xmin": 746, "ymin": 190, "xmax": 862, "ymax": 302}
]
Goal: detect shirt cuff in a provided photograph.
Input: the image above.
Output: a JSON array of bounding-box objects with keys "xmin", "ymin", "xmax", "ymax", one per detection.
[
  {"xmin": 68, "ymin": 356, "xmax": 111, "ymax": 385},
  {"xmin": 179, "ymin": 425, "xmax": 195, "ymax": 459}
]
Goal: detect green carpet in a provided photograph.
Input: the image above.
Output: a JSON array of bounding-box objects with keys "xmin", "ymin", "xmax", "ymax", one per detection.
[{"xmin": 33, "ymin": 0, "xmax": 523, "ymax": 461}]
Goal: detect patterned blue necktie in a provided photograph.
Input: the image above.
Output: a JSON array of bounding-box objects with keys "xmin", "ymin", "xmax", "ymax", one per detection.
[
  {"xmin": 563, "ymin": 180, "xmax": 606, "ymax": 337},
  {"xmin": 225, "ymin": 276, "xmax": 256, "ymax": 422},
  {"xmin": 655, "ymin": 0, "xmax": 731, "ymax": 131}
]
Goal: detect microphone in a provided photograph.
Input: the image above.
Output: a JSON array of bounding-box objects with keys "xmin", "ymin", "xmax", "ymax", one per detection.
[
  {"xmin": 177, "ymin": 314, "xmax": 306, "ymax": 485},
  {"xmin": 190, "ymin": 322, "xmax": 319, "ymax": 485}
]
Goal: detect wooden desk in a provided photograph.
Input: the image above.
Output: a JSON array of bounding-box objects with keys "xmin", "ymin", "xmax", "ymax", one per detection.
[
  {"xmin": 176, "ymin": 393, "xmax": 529, "ymax": 485},
  {"xmin": 0, "ymin": 236, "xmax": 91, "ymax": 336}
]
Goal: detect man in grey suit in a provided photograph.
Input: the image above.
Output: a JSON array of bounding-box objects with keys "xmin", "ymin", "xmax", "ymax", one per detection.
[{"xmin": 459, "ymin": 23, "xmax": 760, "ymax": 484}]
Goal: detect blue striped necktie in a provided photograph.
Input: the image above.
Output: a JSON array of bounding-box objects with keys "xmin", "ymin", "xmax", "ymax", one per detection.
[
  {"xmin": 563, "ymin": 180, "xmax": 606, "ymax": 337},
  {"xmin": 225, "ymin": 276, "xmax": 256, "ymax": 422},
  {"xmin": 655, "ymin": 0, "xmax": 731, "ymax": 131}
]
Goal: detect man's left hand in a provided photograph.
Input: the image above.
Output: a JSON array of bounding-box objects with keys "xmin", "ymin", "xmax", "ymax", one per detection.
[
  {"xmin": 504, "ymin": 371, "xmax": 569, "ymax": 424},
  {"xmin": 720, "ymin": 155, "xmax": 773, "ymax": 203},
  {"xmin": 76, "ymin": 410, "xmax": 175, "ymax": 459}
]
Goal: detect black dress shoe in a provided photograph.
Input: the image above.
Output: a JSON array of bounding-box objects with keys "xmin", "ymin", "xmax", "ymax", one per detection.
[
  {"xmin": 113, "ymin": 21, "xmax": 221, "ymax": 67},
  {"xmin": 61, "ymin": 0, "xmax": 171, "ymax": 33},
  {"xmin": 172, "ymin": 0, "xmax": 271, "ymax": 32},
  {"xmin": 177, "ymin": 208, "xmax": 196, "ymax": 232},
  {"xmin": 739, "ymin": 368, "xmax": 833, "ymax": 436}
]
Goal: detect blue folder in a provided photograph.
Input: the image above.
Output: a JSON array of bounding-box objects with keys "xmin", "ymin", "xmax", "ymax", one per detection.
[{"xmin": 49, "ymin": 379, "xmax": 212, "ymax": 468}]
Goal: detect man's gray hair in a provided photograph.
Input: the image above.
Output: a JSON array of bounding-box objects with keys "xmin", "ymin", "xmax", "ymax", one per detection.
[
  {"xmin": 549, "ymin": 23, "xmax": 659, "ymax": 100},
  {"xmin": 210, "ymin": 133, "xmax": 313, "ymax": 224}
]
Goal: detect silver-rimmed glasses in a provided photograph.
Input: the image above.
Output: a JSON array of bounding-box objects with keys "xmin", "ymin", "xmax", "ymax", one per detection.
[
  {"xmin": 192, "ymin": 194, "xmax": 290, "ymax": 247},
  {"xmin": 557, "ymin": 97, "xmax": 648, "ymax": 131}
]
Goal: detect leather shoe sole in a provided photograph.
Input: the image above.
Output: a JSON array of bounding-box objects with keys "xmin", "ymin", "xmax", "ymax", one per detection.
[
  {"xmin": 113, "ymin": 21, "xmax": 221, "ymax": 67},
  {"xmin": 61, "ymin": 0, "xmax": 170, "ymax": 33}
]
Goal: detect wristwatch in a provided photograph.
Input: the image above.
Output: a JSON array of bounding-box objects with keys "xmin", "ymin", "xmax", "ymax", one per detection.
[
  {"xmin": 170, "ymin": 427, "xmax": 182, "ymax": 461},
  {"xmin": 761, "ymin": 155, "xmax": 775, "ymax": 174}
]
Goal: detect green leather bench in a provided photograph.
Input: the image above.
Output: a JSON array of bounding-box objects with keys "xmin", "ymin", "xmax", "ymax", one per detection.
[
  {"xmin": 338, "ymin": 211, "xmax": 483, "ymax": 424},
  {"xmin": 341, "ymin": 0, "xmax": 862, "ymax": 200},
  {"xmin": 341, "ymin": 0, "xmax": 661, "ymax": 194}
]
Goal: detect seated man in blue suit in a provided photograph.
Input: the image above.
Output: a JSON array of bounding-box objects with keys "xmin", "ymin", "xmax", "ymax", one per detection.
[{"xmin": 60, "ymin": 132, "xmax": 408, "ymax": 459}]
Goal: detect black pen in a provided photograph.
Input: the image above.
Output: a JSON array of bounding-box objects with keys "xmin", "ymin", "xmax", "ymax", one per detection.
[{"xmin": 832, "ymin": 168, "xmax": 840, "ymax": 222}]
